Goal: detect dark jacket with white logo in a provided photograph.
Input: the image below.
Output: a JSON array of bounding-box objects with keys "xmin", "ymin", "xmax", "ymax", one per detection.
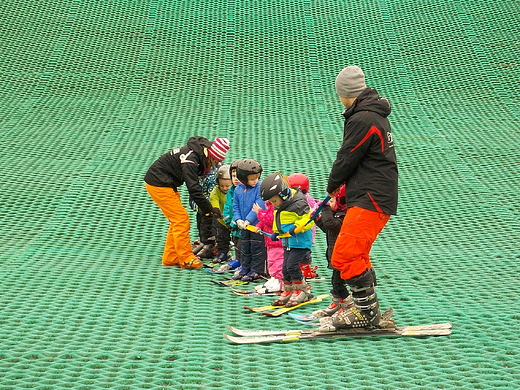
[
  {"xmin": 327, "ymin": 88, "xmax": 398, "ymax": 215},
  {"xmin": 144, "ymin": 136, "xmax": 213, "ymax": 214}
]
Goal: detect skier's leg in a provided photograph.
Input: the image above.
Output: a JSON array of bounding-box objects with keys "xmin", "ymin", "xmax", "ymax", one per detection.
[
  {"xmin": 330, "ymin": 207, "xmax": 389, "ymax": 281},
  {"xmin": 213, "ymin": 223, "xmax": 231, "ymax": 262},
  {"xmin": 145, "ymin": 184, "xmax": 202, "ymax": 269},
  {"xmin": 312, "ymin": 269, "xmax": 350, "ymax": 317},
  {"xmin": 243, "ymin": 231, "xmax": 267, "ymax": 281},
  {"xmin": 267, "ymin": 246, "xmax": 284, "ymax": 280},
  {"xmin": 196, "ymin": 214, "xmax": 216, "ymax": 258},
  {"xmin": 232, "ymin": 230, "xmax": 251, "ymax": 279},
  {"xmin": 319, "ymin": 207, "xmax": 389, "ymax": 328},
  {"xmin": 286, "ymin": 249, "xmax": 313, "ymax": 307}
]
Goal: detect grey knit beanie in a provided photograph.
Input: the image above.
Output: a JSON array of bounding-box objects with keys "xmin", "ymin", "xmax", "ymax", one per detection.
[{"xmin": 335, "ymin": 65, "xmax": 366, "ymax": 98}]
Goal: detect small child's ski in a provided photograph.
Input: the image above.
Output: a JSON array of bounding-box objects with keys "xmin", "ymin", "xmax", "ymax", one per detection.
[
  {"xmin": 243, "ymin": 294, "xmax": 328, "ymax": 313},
  {"xmin": 211, "ymin": 279, "xmax": 249, "ymax": 288},
  {"xmin": 243, "ymin": 302, "xmax": 284, "ymax": 312},
  {"xmin": 224, "ymin": 322, "xmax": 452, "ymax": 344},
  {"xmin": 232, "ymin": 289, "xmax": 279, "ymax": 297},
  {"xmin": 231, "ymin": 287, "xmax": 259, "ymax": 294},
  {"xmin": 261, "ymin": 294, "xmax": 329, "ymax": 317},
  {"xmin": 288, "ymin": 312, "xmax": 320, "ymax": 325},
  {"xmin": 205, "ymin": 267, "xmax": 233, "ymax": 274},
  {"xmin": 289, "ymin": 313, "xmax": 318, "ymax": 322}
]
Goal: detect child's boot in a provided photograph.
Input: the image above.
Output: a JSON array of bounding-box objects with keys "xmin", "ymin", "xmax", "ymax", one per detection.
[
  {"xmin": 300, "ymin": 264, "xmax": 320, "ymax": 280},
  {"xmin": 265, "ymin": 277, "xmax": 282, "ymax": 292},
  {"xmin": 242, "ymin": 271, "xmax": 265, "ymax": 282},
  {"xmin": 286, "ymin": 280, "xmax": 312, "ymax": 307},
  {"xmin": 231, "ymin": 267, "xmax": 248, "ymax": 280},
  {"xmin": 317, "ymin": 296, "xmax": 353, "ymax": 327},
  {"xmin": 213, "ymin": 252, "xmax": 228, "ymax": 263},
  {"xmin": 197, "ymin": 243, "xmax": 215, "ymax": 259},
  {"xmin": 271, "ymin": 282, "xmax": 293, "ymax": 306},
  {"xmin": 192, "ymin": 242, "xmax": 204, "ymax": 255},
  {"xmin": 312, "ymin": 296, "xmax": 345, "ymax": 318},
  {"xmin": 319, "ymin": 285, "xmax": 381, "ymax": 332},
  {"xmin": 255, "ymin": 277, "xmax": 282, "ymax": 294},
  {"xmin": 218, "ymin": 258, "xmax": 240, "ymax": 272}
]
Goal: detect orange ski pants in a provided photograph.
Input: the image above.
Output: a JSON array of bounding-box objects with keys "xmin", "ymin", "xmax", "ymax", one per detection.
[
  {"xmin": 331, "ymin": 206, "xmax": 390, "ymax": 281},
  {"xmin": 145, "ymin": 183, "xmax": 197, "ymax": 267}
]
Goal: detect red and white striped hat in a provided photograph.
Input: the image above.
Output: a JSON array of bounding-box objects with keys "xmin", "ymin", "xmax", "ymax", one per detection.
[{"xmin": 208, "ymin": 138, "xmax": 230, "ymax": 162}]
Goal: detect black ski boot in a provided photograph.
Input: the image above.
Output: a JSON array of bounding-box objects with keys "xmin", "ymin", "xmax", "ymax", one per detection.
[
  {"xmin": 319, "ymin": 285, "xmax": 383, "ymax": 332},
  {"xmin": 196, "ymin": 244, "xmax": 215, "ymax": 258}
]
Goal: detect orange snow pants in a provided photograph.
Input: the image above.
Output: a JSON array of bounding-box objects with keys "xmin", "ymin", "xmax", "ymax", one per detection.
[
  {"xmin": 145, "ymin": 183, "xmax": 197, "ymax": 267},
  {"xmin": 331, "ymin": 207, "xmax": 390, "ymax": 281}
]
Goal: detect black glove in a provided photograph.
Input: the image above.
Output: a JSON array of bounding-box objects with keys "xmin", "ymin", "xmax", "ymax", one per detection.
[{"xmin": 212, "ymin": 207, "xmax": 223, "ymax": 218}]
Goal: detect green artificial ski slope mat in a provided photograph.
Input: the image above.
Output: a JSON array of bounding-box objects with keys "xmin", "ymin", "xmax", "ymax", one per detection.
[{"xmin": 0, "ymin": 0, "xmax": 518, "ymax": 389}]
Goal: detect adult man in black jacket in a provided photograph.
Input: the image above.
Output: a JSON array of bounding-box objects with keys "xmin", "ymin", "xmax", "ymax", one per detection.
[{"xmin": 320, "ymin": 66, "xmax": 398, "ymax": 331}]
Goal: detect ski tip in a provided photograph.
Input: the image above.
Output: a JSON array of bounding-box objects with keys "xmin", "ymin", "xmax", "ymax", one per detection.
[
  {"xmin": 224, "ymin": 333, "xmax": 266, "ymax": 344},
  {"xmin": 261, "ymin": 312, "xmax": 275, "ymax": 317},
  {"xmin": 227, "ymin": 325, "xmax": 239, "ymax": 334},
  {"xmin": 223, "ymin": 333, "xmax": 239, "ymax": 343}
]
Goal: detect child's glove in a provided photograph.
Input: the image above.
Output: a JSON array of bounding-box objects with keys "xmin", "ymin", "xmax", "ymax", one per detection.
[
  {"xmin": 189, "ymin": 199, "xmax": 199, "ymax": 212},
  {"xmin": 236, "ymin": 219, "xmax": 249, "ymax": 230},
  {"xmin": 309, "ymin": 202, "xmax": 321, "ymax": 220},
  {"xmin": 212, "ymin": 207, "xmax": 223, "ymax": 218},
  {"xmin": 277, "ymin": 226, "xmax": 296, "ymax": 239},
  {"xmin": 270, "ymin": 233, "xmax": 280, "ymax": 241}
]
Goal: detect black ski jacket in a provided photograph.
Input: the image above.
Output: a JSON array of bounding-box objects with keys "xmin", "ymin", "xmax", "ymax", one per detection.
[
  {"xmin": 327, "ymin": 88, "xmax": 398, "ymax": 215},
  {"xmin": 144, "ymin": 136, "xmax": 213, "ymax": 214},
  {"xmin": 315, "ymin": 205, "xmax": 346, "ymax": 267}
]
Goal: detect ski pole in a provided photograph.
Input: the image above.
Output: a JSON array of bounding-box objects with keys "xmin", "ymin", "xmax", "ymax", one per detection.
[
  {"xmin": 244, "ymin": 224, "xmax": 277, "ymax": 240},
  {"xmin": 278, "ymin": 195, "xmax": 331, "ymax": 238}
]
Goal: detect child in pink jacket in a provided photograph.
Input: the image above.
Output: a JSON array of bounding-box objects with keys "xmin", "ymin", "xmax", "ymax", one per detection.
[{"xmin": 252, "ymin": 201, "xmax": 284, "ymax": 293}]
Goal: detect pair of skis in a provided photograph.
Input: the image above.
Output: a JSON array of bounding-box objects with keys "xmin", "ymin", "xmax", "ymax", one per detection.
[
  {"xmin": 225, "ymin": 308, "xmax": 452, "ymax": 344},
  {"xmin": 243, "ymin": 294, "xmax": 329, "ymax": 317},
  {"xmin": 224, "ymin": 322, "xmax": 452, "ymax": 344}
]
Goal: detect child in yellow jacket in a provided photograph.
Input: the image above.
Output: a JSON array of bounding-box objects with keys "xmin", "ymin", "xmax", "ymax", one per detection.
[{"xmin": 259, "ymin": 172, "xmax": 314, "ymax": 307}]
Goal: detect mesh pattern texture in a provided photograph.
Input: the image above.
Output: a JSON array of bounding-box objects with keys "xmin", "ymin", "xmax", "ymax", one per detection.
[{"xmin": 0, "ymin": 0, "xmax": 519, "ymax": 389}]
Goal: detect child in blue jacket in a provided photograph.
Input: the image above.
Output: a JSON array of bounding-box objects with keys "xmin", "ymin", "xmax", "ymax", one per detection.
[{"xmin": 231, "ymin": 159, "xmax": 267, "ymax": 281}]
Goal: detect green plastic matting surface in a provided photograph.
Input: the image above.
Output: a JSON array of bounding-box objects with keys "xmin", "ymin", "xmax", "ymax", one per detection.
[{"xmin": 1, "ymin": 0, "xmax": 519, "ymax": 389}]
